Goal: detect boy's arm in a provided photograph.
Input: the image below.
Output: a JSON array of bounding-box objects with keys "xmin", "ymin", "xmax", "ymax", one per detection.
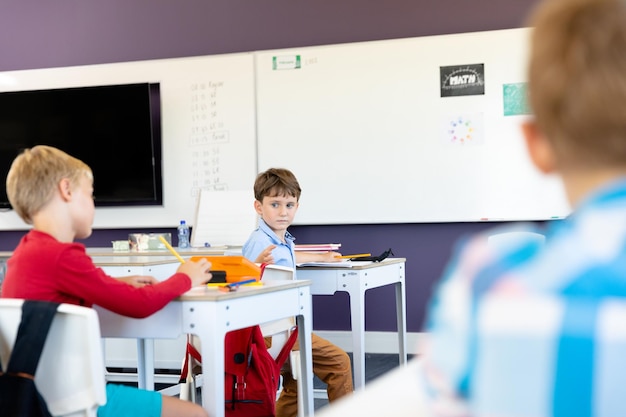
[
  {"xmin": 252, "ymin": 244, "xmax": 276, "ymax": 264},
  {"xmin": 242, "ymin": 238, "xmax": 274, "ymax": 264},
  {"xmin": 117, "ymin": 275, "xmax": 159, "ymax": 288},
  {"xmin": 420, "ymin": 234, "xmax": 493, "ymax": 415},
  {"xmin": 295, "ymin": 251, "xmax": 342, "ymax": 264}
]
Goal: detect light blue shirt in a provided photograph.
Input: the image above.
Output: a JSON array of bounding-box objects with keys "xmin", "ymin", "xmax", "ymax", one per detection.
[{"xmin": 242, "ymin": 218, "xmax": 297, "ymax": 270}]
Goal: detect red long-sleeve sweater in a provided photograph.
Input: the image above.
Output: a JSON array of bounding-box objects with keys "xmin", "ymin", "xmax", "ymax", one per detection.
[{"xmin": 1, "ymin": 230, "xmax": 191, "ymax": 318}]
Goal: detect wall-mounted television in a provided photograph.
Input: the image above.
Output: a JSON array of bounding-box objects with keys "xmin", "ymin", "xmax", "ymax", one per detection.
[{"xmin": 0, "ymin": 82, "xmax": 163, "ymax": 210}]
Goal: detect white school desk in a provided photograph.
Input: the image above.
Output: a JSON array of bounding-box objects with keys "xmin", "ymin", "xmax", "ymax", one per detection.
[
  {"xmin": 296, "ymin": 258, "xmax": 407, "ymax": 390},
  {"xmin": 92, "ymin": 256, "xmax": 315, "ymax": 417},
  {"xmin": 92, "ymin": 256, "xmax": 180, "ymax": 388}
]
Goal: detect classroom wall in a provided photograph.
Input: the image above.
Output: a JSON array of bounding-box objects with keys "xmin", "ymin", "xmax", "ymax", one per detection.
[{"xmin": 0, "ymin": 0, "xmax": 543, "ymax": 333}]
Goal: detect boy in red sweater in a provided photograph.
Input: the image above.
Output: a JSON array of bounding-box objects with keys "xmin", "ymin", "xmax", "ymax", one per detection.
[{"xmin": 1, "ymin": 145, "xmax": 212, "ymax": 417}]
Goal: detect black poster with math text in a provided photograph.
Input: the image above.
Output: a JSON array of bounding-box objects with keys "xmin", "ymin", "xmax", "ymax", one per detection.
[{"xmin": 440, "ymin": 63, "xmax": 485, "ymax": 97}]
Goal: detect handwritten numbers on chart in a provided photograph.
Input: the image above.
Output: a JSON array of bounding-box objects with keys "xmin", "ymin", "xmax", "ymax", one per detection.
[{"xmin": 190, "ymin": 81, "xmax": 230, "ymax": 196}]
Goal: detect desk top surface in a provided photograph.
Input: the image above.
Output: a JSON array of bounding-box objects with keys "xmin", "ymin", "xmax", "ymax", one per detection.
[
  {"xmin": 0, "ymin": 246, "xmax": 240, "ymax": 259},
  {"xmin": 87, "ymin": 246, "xmax": 234, "ymax": 257},
  {"xmin": 178, "ymin": 279, "xmax": 310, "ymax": 301},
  {"xmin": 297, "ymin": 257, "xmax": 406, "ymax": 270}
]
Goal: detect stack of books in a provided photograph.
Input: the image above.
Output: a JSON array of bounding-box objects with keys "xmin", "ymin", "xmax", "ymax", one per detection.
[{"xmin": 294, "ymin": 243, "xmax": 341, "ymax": 252}]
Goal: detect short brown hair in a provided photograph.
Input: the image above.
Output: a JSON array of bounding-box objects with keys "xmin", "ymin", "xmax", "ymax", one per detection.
[
  {"xmin": 253, "ymin": 168, "xmax": 302, "ymax": 202},
  {"xmin": 527, "ymin": 0, "xmax": 626, "ymax": 169},
  {"xmin": 6, "ymin": 145, "xmax": 92, "ymax": 224}
]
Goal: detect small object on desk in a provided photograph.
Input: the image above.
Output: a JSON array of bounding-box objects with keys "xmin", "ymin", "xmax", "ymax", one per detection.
[
  {"xmin": 217, "ymin": 278, "xmax": 262, "ymax": 292},
  {"xmin": 129, "ymin": 233, "xmax": 171, "ymax": 251},
  {"xmin": 158, "ymin": 235, "xmax": 186, "ymax": 264},
  {"xmin": 346, "ymin": 248, "xmax": 394, "ymax": 262},
  {"xmin": 111, "ymin": 240, "xmax": 130, "ymax": 252},
  {"xmin": 335, "ymin": 253, "xmax": 371, "ymax": 259},
  {"xmin": 190, "ymin": 256, "xmax": 261, "ymax": 283},
  {"xmin": 177, "ymin": 220, "xmax": 190, "ymax": 249},
  {"xmin": 209, "ymin": 270, "xmax": 227, "ymax": 283}
]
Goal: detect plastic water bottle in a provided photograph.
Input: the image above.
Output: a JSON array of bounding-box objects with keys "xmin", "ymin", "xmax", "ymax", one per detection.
[{"xmin": 177, "ymin": 220, "xmax": 190, "ymax": 249}]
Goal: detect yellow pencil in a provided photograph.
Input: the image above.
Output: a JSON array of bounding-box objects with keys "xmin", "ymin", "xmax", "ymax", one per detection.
[
  {"xmin": 158, "ymin": 235, "xmax": 186, "ymax": 264},
  {"xmin": 335, "ymin": 253, "xmax": 371, "ymax": 259}
]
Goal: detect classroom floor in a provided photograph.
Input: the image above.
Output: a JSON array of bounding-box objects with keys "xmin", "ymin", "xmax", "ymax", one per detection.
[
  {"xmin": 151, "ymin": 353, "xmax": 414, "ymax": 411},
  {"xmin": 119, "ymin": 353, "xmax": 413, "ymax": 412},
  {"xmin": 313, "ymin": 353, "xmax": 414, "ymax": 411}
]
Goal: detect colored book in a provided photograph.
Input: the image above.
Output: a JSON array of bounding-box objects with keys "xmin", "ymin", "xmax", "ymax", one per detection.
[{"xmin": 294, "ymin": 243, "xmax": 341, "ymax": 252}]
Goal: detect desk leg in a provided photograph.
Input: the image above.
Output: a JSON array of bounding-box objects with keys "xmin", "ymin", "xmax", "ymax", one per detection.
[
  {"xmin": 136, "ymin": 339, "xmax": 146, "ymax": 389},
  {"xmin": 349, "ymin": 287, "xmax": 366, "ymax": 390},
  {"xmin": 395, "ymin": 281, "xmax": 408, "ymax": 365},
  {"xmin": 296, "ymin": 312, "xmax": 314, "ymax": 417},
  {"xmin": 136, "ymin": 338, "xmax": 156, "ymax": 390},
  {"xmin": 145, "ymin": 339, "xmax": 155, "ymax": 389},
  {"xmin": 188, "ymin": 305, "xmax": 223, "ymax": 417}
]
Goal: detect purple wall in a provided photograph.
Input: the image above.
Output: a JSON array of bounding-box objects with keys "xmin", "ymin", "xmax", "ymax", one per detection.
[{"xmin": 0, "ymin": 0, "xmax": 544, "ymax": 332}]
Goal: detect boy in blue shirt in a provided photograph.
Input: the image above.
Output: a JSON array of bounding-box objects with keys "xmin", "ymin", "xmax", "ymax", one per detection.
[
  {"xmin": 422, "ymin": 0, "xmax": 626, "ymax": 415},
  {"xmin": 243, "ymin": 168, "xmax": 353, "ymax": 417}
]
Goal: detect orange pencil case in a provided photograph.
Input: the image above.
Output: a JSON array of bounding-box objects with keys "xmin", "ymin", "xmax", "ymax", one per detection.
[{"xmin": 190, "ymin": 256, "xmax": 261, "ymax": 285}]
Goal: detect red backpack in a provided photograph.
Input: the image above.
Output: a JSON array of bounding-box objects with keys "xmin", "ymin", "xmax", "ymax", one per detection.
[{"xmin": 181, "ymin": 324, "xmax": 298, "ymax": 417}]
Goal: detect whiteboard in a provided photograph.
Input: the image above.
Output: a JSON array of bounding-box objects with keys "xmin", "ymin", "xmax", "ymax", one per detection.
[
  {"xmin": 0, "ymin": 53, "xmax": 257, "ymax": 230},
  {"xmin": 255, "ymin": 28, "xmax": 571, "ymax": 224}
]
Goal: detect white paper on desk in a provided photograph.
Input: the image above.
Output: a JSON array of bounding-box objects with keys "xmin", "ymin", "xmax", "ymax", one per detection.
[
  {"xmin": 190, "ymin": 189, "xmax": 257, "ymax": 247},
  {"xmin": 296, "ymin": 261, "xmax": 355, "ymax": 268}
]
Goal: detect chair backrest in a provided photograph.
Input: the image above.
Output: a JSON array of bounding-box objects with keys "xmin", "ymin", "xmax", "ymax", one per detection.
[
  {"xmin": 487, "ymin": 231, "xmax": 545, "ymax": 250},
  {"xmin": 0, "ymin": 299, "xmax": 107, "ymax": 417},
  {"xmin": 259, "ymin": 265, "xmax": 297, "ymax": 357}
]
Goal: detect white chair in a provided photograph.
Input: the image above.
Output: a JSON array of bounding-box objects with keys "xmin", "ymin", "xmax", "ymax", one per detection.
[
  {"xmin": 181, "ymin": 264, "xmax": 304, "ymax": 416},
  {"xmin": 259, "ymin": 264, "xmax": 305, "ymax": 417},
  {"xmin": 0, "ymin": 299, "xmax": 107, "ymax": 417},
  {"xmin": 487, "ymin": 231, "xmax": 545, "ymax": 249},
  {"xmin": 259, "ymin": 264, "xmax": 299, "ymax": 366}
]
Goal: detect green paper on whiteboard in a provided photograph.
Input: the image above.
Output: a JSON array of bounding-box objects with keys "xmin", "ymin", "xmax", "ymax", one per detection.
[{"xmin": 503, "ymin": 83, "xmax": 531, "ymax": 116}]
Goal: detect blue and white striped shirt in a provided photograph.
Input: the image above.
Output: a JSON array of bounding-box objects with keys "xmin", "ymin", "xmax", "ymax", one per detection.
[{"xmin": 423, "ymin": 177, "xmax": 626, "ymax": 417}]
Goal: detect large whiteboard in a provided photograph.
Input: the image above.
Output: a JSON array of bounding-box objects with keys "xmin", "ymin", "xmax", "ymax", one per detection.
[
  {"xmin": 0, "ymin": 28, "xmax": 574, "ymax": 229},
  {"xmin": 255, "ymin": 28, "xmax": 571, "ymax": 224},
  {"xmin": 0, "ymin": 53, "xmax": 257, "ymax": 230}
]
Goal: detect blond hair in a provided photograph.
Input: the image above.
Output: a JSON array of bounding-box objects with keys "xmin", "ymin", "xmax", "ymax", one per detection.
[
  {"xmin": 253, "ymin": 168, "xmax": 302, "ymax": 202},
  {"xmin": 527, "ymin": 0, "xmax": 626, "ymax": 169},
  {"xmin": 6, "ymin": 145, "xmax": 92, "ymax": 224}
]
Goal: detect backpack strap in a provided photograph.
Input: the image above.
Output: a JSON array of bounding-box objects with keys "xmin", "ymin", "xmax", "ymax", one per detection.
[
  {"xmin": 5, "ymin": 301, "xmax": 60, "ymax": 377},
  {"xmin": 179, "ymin": 334, "xmax": 203, "ymax": 382},
  {"xmin": 274, "ymin": 326, "xmax": 298, "ymax": 369}
]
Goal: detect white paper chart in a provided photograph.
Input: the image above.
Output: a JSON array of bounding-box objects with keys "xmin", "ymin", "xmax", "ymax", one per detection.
[{"xmin": 190, "ymin": 189, "xmax": 258, "ymax": 247}]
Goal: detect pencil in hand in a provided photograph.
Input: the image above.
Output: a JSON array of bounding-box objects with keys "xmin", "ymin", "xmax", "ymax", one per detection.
[
  {"xmin": 158, "ymin": 235, "xmax": 186, "ymax": 263},
  {"xmin": 334, "ymin": 253, "xmax": 371, "ymax": 259}
]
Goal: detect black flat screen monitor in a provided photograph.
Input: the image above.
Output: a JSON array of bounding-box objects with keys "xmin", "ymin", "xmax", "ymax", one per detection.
[{"xmin": 0, "ymin": 82, "xmax": 163, "ymax": 209}]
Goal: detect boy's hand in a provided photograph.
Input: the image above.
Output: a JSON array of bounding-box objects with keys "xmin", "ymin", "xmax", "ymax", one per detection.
[
  {"xmin": 178, "ymin": 258, "xmax": 213, "ymax": 287},
  {"xmin": 119, "ymin": 275, "xmax": 158, "ymax": 288},
  {"xmin": 295, "ymin": 250, "xmax": 343, "ymax": 264},
  {"xmin": 324, "ymin": 251, "xmax": 343, "ymax": 262},
  {"xmin": 255, "ymin": 244, "xmax": 277, "ymax": 264}
]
